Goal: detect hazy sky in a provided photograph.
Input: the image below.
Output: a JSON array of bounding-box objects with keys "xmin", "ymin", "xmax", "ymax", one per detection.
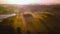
[{"xmin": 0, "ymin": 0, "xmax": 60, "ymax": 5}]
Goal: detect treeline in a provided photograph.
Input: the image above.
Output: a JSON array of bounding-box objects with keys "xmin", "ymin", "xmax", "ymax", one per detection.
[{"xmin": 0, "ymin": 5, "xmax": 15, "ymax": 14}]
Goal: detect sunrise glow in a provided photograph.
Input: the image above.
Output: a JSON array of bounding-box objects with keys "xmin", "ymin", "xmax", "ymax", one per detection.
[
  {"xmin": 5, "ymin": 0, "xmax": 37, "ymax": 5},
  {"xmin": 0, "ymin": 0, "xmax": 60, "ymax": 5}
]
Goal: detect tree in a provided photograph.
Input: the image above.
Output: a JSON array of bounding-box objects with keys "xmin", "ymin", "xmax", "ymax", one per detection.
[{"xmin": 0, "ymin": 5, "xmax": 14, "ymax": 14}]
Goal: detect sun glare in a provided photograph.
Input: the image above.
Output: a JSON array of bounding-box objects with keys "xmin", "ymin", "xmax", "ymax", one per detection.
[{"xmin": 6, "ymin": 0, "xmax": 37, "ymax": 5}]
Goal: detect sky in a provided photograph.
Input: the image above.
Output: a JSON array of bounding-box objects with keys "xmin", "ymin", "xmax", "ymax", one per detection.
[{"xmin": 0, "ymin": 0, "xmax": 60, "ymax": 5}]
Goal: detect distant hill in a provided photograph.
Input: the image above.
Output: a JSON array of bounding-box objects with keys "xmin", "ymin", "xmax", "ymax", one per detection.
[{"xmin": 0, "ymin": 4, "xmax": 60, "ymax": 15}]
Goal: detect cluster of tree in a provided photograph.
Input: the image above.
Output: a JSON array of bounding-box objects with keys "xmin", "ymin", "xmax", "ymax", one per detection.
[{"xmin": 0, "ymin": 5, "xmax": 15, "ymax": 14}]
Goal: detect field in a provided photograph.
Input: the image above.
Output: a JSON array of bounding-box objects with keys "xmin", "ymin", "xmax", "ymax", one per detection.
[{"xmin": 0, "ymin": 4, "xmax": 60, "ymax": 34}]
